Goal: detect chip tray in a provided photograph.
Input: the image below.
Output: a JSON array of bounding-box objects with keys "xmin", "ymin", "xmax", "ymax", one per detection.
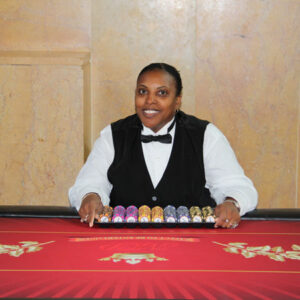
[{"xmin": 95, "ymin": 221, "xmax": 215, "ymax": 228}]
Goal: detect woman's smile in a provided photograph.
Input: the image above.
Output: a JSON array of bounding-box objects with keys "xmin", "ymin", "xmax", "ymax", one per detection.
[{"xmin": 142, "ymin": 109, "xmax": 160, "ymax": 117}]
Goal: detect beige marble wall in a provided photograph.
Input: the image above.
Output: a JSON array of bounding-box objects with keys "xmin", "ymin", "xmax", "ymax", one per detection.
[
  {"xmin": 0, "ymin": 0, "xmax": 90, "ymax": 51},
  {"xmin": 0, "ymin": 0, "xmax": 90, "ymax": 206},
  {"xmin": 0, "ymin": 0, "xmax": 299, "ymax": 208},
  {"xmin": 195, "ymin": 0, "xmax": 300, "ymax": 208},
  {"xmin": 0, "ymin": 65, "xmax": 83, "ymax": 206}
]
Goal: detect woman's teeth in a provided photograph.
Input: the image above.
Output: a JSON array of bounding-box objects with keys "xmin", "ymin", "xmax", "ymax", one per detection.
[{"xmin": 144, "ymin": 110, "xmax": 158, "ymax": 114}]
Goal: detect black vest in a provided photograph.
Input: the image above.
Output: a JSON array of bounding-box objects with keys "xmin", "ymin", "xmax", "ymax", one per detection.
[{"xmin": 107, "ymin": 111, "xmax": 216, "ymax": 208}]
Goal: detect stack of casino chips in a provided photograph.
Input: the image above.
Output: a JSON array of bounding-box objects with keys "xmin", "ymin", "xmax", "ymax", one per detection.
[
  {"xmin": 112, "ymin": 205, "xmax": 126, "ymax": 223},
  {"xmin": 138, "ymin": 205, "xmax": 151, "ymax": 223},
  {"xmin": 99, "ymin": 206, "xmax": 113, "ymax": 223},
  {"xmin": 103, "ymin": 204, "xmax": 216, "ymax": 224},
  {"xmin": 189, "ymin": 206, "xmax": 203, "ymax": 223},
  {"xmin": 177, "ymin": 206, "xmax": 191, "ymax": 223},
  {"xmin": 164, "ymin": 205, "xmax": 177, "ymax": 223},
  {"xmin": 125, "ymin": 205, "xmax": 138, "ymax": 223},
  {"xmin": 151, "ymin": 206, "xmax": 164, "ymax": 223},
  {"xmin": 202, "ymin": 206, "xmax": 215, "ymax": 223}
]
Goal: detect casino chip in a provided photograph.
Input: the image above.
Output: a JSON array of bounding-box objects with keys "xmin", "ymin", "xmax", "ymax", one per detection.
[
  {"xmin": 125, "ymin": 205, "xmax": 138, "ymax": 223},
  {"xmin": 99, "ymin": 206, "xmax": 113, "ymax": 223},
  {"xmin": 189, "ymin": 206, "xmax": 203, "ymax": 223},
  {"xmin": 164, "ymin": 205, "xmax": 177, "ymax": 223},
  {"xmin": 202, "ymin": 206, "xmax": 216, "ymax": 223},
  {"xmin": 138, "ymin": 205, "xmax": 151, "ymax": 223},
  {"xmin": 177, "ymin": 206, "xmax": 191, "ymax": 223},
  {"xmin": 112, "ymin": 205, "xmax": 125, "ymax": 223},
  {"xmin": 151, "ymin": 206, "xmax": 164, "ymax": 223}
]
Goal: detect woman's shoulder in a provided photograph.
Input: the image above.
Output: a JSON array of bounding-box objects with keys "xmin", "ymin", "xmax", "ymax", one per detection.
[
  {"xmin": 111, "ymin": 114, "xmax": 141, "ymax": 131},
  {"xmin": 177, "ymin": 111, "xmax": 210, "ymax": 130}
]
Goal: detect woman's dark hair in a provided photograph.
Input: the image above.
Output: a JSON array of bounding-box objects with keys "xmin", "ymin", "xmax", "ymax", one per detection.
[{"xmin": 137, "ymin": 63, "xmax": 183, "ymax": 96}]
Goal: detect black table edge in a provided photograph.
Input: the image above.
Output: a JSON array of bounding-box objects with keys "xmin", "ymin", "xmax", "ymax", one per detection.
[{"xmin": 0, "ymin": 205, "xmax": 79, "ymax": 219}]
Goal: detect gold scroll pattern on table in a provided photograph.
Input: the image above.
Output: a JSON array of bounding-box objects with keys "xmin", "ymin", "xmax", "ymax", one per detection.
[
  {"xmin": 99, "ymin": 253, "xmax": 168, "ymax": 265},
  {"xmin": 0, "ymin": 241, "xmax": 54, "ymax": 257},
  {"xmin": 213, "ymin": 242, "xmax": 300, "ymax": 262}
]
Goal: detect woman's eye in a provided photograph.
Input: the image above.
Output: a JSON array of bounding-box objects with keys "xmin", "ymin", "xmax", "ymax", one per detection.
[
  {"xmin": 138, "ymin": 89, "xmax": 147, "ymax": 95},
  {"xmin": 158, "ymin": 90, "xmax": 168, "ymax": 96}
]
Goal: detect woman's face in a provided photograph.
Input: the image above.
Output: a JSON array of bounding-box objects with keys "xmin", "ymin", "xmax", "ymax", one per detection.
[{"xmin": 135, "ymin": 70, "xmax": 181, "ymax": 133}]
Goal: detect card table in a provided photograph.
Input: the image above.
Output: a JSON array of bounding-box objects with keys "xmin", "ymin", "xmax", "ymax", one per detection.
[{"xmin": 0, "ymin": 206, "xmax": 299, "ymax": 299}]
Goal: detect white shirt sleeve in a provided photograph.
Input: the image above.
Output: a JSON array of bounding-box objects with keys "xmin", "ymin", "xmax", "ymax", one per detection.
[
  {"xmin": 203, "ymin": 123, "xmax": 258, "ymax": 216},
  {"xmin": 68, "ymin": 125, "xmax": 114, "ymax": 211}
]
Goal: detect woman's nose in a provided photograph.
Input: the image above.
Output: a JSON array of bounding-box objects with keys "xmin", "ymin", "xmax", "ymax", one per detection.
[{"xmin": 146, "ymin": 93, "xmax": 156, "ymax": 104}]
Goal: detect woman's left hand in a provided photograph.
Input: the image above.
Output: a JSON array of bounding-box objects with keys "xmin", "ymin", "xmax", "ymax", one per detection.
[{"xmin": 214, "ymin": 201, "xmax": 241, "ymax": 229}]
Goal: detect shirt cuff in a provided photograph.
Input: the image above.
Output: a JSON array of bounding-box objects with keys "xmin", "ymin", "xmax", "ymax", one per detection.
[
  {"xmin": 220, "ymin": 190, "xmax": 257, "ymax": 216},
  {"xmin": 69, "ymin": 187, "xmax": 110, "ymax": 211}
]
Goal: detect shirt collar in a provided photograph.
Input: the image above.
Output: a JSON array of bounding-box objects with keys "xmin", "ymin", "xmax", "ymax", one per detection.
[{"xmin": 142, "ymin": 117, "xmax": 176, "ymax": 136}]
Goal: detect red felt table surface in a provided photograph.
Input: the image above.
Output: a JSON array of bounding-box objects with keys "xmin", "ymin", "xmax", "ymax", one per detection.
[{"xmin": 0, "ymin": 217, "xmax": 299, "ymax": 299}]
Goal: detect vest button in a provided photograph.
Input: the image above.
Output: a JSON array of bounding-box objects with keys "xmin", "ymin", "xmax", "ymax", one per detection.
[{"xmin": 152, "ymin": 196, "xmax": 157, "ymax": 201}]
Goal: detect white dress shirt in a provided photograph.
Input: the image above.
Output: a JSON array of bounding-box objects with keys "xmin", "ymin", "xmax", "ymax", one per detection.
[{"xmin": 69, "ymin": 118, "xmax": 258, "ymax": 216}]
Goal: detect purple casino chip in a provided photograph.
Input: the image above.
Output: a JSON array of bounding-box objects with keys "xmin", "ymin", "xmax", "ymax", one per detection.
[
  {"xmin": 112, "ymin": 205, "xmax": 125, "ymax": 223},
  {"xmin": 125, "ymin": 205, "xmax": 138, "ymax": 223}
]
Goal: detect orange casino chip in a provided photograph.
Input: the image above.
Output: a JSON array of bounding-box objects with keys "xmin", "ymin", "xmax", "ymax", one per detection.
[
  {"xmin": 151, "ymin": 206, "xmax": 164, "ymax": 223},
  {"xmin": 138, "ymin": 205, "xmax": 151, "ymax": 222}
]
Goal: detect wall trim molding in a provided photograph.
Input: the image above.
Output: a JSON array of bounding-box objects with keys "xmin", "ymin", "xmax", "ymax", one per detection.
[{"xmin": 0, "ymin": 50, "xmax": 90, "ymax": 66}]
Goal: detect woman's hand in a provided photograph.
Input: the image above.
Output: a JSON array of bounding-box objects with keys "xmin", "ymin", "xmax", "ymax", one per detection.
[
  {"xmin": 79, "ymin": 193, "xmax": 104, "ymax": 227},
  {"xmin": 214, "ymin": 200, "xmax": 241, "ymax": 229}
]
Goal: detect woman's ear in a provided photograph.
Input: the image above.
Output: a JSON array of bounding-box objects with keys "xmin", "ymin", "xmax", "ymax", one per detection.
[{"xmin": 175, "ymin": 95, "xmax": 182, "ymax": 110}]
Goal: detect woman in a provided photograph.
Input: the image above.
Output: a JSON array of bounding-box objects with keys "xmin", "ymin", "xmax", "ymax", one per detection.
[{"xmin": 69, "ymin": 63, "xmax": 257, "ymax": 228}]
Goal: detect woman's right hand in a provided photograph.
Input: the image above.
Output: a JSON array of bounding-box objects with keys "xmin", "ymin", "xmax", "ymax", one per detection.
[{"xmin": 79, "ymin": 193, "xmax": 104, "ymax": 227}]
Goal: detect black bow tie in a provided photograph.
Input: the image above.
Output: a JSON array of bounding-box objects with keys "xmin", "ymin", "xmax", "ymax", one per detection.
[
  {"xmin": 141, "ymin": 118, "xmax": 176, "ymax": 144},
  {"xmin": 141, "ymin": 133, "xmax": 172, "ymax": 144}
]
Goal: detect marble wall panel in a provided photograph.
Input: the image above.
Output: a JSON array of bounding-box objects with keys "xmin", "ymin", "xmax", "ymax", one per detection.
[
  {"xmin": 91, "ymin": 0, "xmax": 196, "ymax": 140},
  {"xmin": 0, "ymin": 0, "xmax": 91, "ymax": 51},
  {"xmin": 196, "ymin": 0, "xmax": 300, "ymax": 208},
  {"xmin": 0, "ymin": 65, "xmax": 83, "ymax": 205}
]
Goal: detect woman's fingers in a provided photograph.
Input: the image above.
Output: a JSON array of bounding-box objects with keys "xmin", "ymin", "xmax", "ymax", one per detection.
[
  {"xmin": 214, "ymin": 202, "xmax": 240, "ymax": 229},
  {"xmin": 79, "ymin": 203, "xmax": 89, "ymax": 222},
  {"xmin": 79, "ymin": 194, "xmax": 103, "ymax": 227}
]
